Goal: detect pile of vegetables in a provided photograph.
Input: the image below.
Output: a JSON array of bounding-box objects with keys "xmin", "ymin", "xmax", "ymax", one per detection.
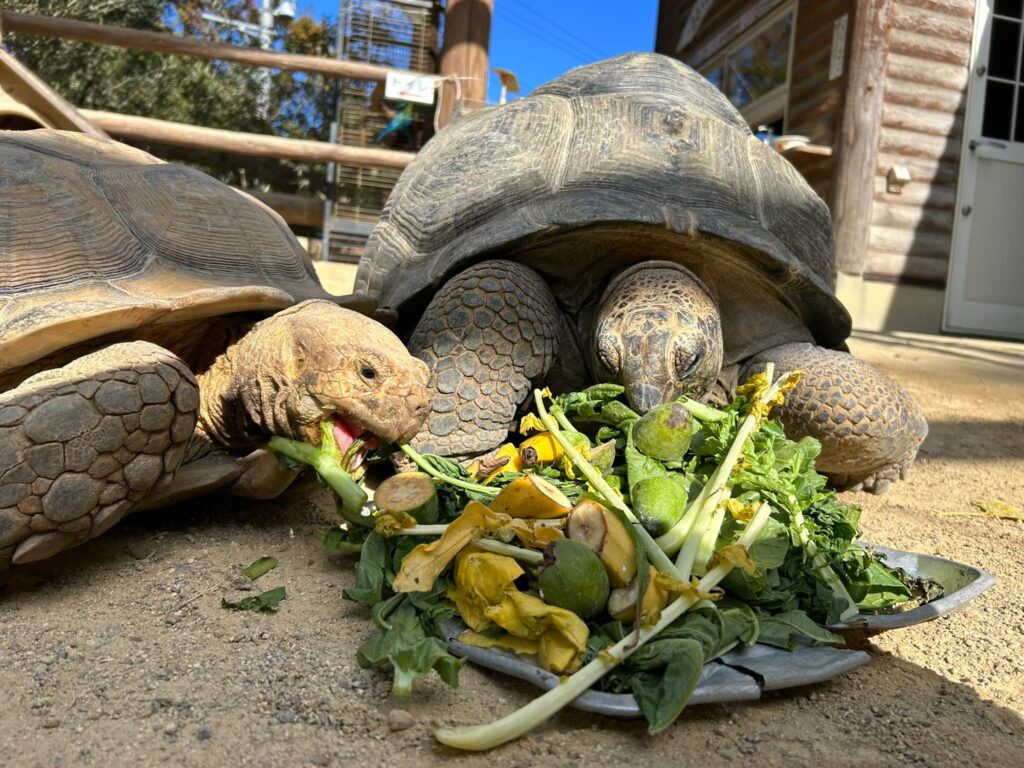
[{"xmin": 269, "ymin": 366, "xmax": 940, "ymax": 751}]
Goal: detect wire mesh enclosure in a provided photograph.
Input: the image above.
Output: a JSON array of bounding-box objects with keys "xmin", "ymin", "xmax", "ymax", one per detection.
[{"xmin": 325, "ymin": 0, "xmax": 441, "ymax": 262}]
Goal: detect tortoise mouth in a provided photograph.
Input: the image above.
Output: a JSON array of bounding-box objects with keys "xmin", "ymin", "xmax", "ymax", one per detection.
[
  {"xmin": 297, "ymin": 411, "xmax": 382, "ymax": 471},
  {"xmin": 330, "ymin": 414, "xmax": 381, "ymax": 471}
]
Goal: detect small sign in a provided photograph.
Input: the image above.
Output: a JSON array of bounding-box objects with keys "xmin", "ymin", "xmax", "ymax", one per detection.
[
  {"xmin": 385, "ymin": 71, "xmax": 437, "ymax": 105},
  {"xmin": 829, "ymin": 15, "xmax": 848, "ymax": 81}
]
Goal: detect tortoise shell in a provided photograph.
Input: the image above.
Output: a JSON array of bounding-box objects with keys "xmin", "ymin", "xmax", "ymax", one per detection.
[
  {"xmin": 0, "ymin": 130, "xmax": 331, "ymax": 373},
  {"xmin": 356, "ymin": 53, "xmax": 851, "ymax": 351}
]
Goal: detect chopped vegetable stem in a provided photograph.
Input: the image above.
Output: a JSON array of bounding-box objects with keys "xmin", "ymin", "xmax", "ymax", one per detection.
[
  {"xmin": 400, "ymin": 444, "xmax": 500, "ymax": 497},
  {"xmin": 532, "ymin": 390, "xmax": 686, "ymax": 582},
  {"xmin": 397, "ymin": 525, "xmax": 545, "ymax": 565},
  {"xmin": 675, "ymin": 396, "xmax": 729, "ymax": 422},
  {"xmin": 267, "ymin": 436, "xmax": 367, "ymax": 514}
]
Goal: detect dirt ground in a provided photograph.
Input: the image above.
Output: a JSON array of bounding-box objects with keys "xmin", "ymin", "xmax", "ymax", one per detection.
[{"xmin": 1, "ymin": 330, "xmax": 1022, "ymax": 768}]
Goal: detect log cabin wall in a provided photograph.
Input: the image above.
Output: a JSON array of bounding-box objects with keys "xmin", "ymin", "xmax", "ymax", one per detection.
[
  {"xmin": 784, "ymin": 0, "xmax": 851, "ymax": 202},
  {"xmin": 867, "ymin": 0, "xmax": 974, "ymax": 285},
  {"xmin": 656, "ymin": 0, "xmax": 852, "ymax": 201}
]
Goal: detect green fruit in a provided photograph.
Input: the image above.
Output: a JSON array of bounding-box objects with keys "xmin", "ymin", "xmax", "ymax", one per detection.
[
  {"xmin": 632, "ymin": 402, "xmax": 694, "ymax": 462},
  {"xmin": 631, "ymin": 476, "xmax": 688, "ymax": 537},
  {"xmin": 538, "ymin": 539, "xmax": 611, "ymax": 620}
]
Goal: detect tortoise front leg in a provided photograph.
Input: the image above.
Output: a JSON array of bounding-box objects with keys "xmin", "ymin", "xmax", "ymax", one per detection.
[
  {"xmin": 740, "ymin": 342, "xmax": 927, "ymax": 493},
  {"xmin": 0, "ymin": 342, "xmax": 198, "ymax": 568},
  {"xmin": 407, "ymin": 260, "xmax": 560, "ymax": 459}
]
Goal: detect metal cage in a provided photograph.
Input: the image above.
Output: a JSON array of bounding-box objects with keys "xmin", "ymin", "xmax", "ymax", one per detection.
[{"xmin": 324, "ymin": 0, "xmax": 440, "ymax": 262}]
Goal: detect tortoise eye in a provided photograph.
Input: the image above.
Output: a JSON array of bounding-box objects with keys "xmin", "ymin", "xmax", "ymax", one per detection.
[{"xmin": 360, "ymin": 365, "xmax": 377, "ymax": 382}]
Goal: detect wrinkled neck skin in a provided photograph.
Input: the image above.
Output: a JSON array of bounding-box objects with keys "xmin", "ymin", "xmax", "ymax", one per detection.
[
  {"xmin": 590, "ymin": 261, "xmax": 724, "ymax": 413},
  {"xmin": 195, "ymin": 300, "xmax": 430, "ymax": 449},
  {"xmin": 196, "ymin": 320, "xmax": 302, "ymax": 448}
]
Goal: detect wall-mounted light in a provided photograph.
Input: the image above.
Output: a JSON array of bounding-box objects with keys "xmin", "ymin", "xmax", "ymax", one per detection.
[{"xmin": 886, "ymin": 165, "xmax": 911, "ymax": 194}]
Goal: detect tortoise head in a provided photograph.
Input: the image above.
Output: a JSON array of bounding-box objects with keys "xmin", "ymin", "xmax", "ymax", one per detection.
[
  {"xmin": 591, "ymin": 262, "xmax": 723, "ymax": 412},
  {"xmin": 204, "ymin": 300, "xmax": 430, "ymax": 454}
]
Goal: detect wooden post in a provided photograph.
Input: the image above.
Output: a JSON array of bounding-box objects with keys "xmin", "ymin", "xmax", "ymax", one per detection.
[
  {"xmin": 80, "ymin": 109, "xmax": 416, "ymax": 169},
  {"xmin": 437, "ymin": 0, "xmax": 493, "ymax": 127},
  {"xmin": 0, "ymin": 11, "xmax": 407, "ymax": 82},
  {"xmin": 830, "ymin": 0, "xmax": 893, "ymax": 276}
]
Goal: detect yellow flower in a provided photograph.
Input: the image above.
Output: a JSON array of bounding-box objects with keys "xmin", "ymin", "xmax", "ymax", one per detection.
[
  {"xmin": 373, "ymin": 508, "xmax": 419, "ymax": 536},
  {"xmin": 448, "ymin": 549, "xmax": 524, "ymax": 630},
  {"xmin": 447, "ymin": 551, "xmax": 590, "ymax": 675},
  {"xmin": 485, "ymin": 591, "xmax": 589, "ymax": 675},
  {"xmin": 508, "ymin": 518, "xmax": 565, "ymax": 549},
  {"xmin": 392, "ymin": 501, "xmax": 509, "ymax": 593}
]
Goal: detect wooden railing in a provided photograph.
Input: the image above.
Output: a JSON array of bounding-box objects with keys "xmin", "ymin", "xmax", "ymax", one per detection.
[{"xmin": 0, "ymin": 10, "xmax": 430, "ymax": 228}]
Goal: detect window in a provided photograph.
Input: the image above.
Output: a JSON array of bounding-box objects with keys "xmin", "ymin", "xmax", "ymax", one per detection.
[{"xmin": 700, "ymin": 6, "xmax": 796, "ymax": 133}]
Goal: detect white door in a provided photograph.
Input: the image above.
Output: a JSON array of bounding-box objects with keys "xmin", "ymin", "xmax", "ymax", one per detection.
[{"xmin": 947, "ymin": 0, "xmax": 1024, "ymax": 339}]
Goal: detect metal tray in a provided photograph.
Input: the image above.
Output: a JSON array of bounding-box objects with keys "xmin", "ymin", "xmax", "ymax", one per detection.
[{"xmin": 441, "ymin": 545, "xmax": 995, "ymax": 717}]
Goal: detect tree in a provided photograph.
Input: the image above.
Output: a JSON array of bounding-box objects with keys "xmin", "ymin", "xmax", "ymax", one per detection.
[{"xmin": 2, "ymin": 0, "xmax": 337, "ymax": 199}]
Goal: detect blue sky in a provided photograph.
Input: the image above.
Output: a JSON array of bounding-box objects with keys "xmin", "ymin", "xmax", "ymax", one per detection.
[{"xmin": 304, "ymin": 0, "xmax": 659, "ymax": 102}]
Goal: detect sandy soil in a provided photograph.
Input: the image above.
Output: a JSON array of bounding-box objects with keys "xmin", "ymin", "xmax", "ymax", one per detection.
[{"xmin": 1, "ymin": 331, "xmax": 1022, "ymax": 768}]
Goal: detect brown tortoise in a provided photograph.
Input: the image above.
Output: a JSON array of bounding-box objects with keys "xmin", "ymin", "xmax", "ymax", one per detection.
[
  {"xmin": 0, "ymin": 130, "xmax": 430, "ymax": 569},
  {"xmin": 356, "ymin": 53, "xmax": 927, "ymax": 492}
]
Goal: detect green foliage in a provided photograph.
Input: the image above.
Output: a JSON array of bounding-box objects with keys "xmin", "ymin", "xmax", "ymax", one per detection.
[
  {"xmin": 242, "ymin": 556, "xmax": 278, "ymax": 580},
  {"xmin": 343, "ymin": 530, "xmax": 463, "ymax": 698},
  {"xmin": 4, "ymin": 0, "xmax": 336, "ymax": 196},
  {"xmin": 221, "ymin": 586, "xmax": 287, "ymax": 612}
]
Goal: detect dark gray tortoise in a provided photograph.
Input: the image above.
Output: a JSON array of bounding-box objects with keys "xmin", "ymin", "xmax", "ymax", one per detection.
[
  {"xmin": 0, "ymin": 130, "xmax": 430, "ymax": 570},
  {"xmin": 355, "ymin": 53, "xmax": 927, "ymax": 493}
]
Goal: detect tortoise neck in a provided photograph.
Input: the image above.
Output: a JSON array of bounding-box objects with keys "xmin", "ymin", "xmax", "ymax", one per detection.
[{"xmin": 193, "ymin": 321, "xmax": 265, "ymax": 447}]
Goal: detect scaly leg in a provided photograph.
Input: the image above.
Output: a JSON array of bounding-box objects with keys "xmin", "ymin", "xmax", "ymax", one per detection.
[
  {"xmin": 407, "ymin": 260, "xmax": 560, "ymax": 458},
  {"xmin": 0, "ymin": 342, "xmax": 198, "ymax": 568},
  {"xmin": 741, "ymin": 342, "xmax": 927, "ymax": 493}
]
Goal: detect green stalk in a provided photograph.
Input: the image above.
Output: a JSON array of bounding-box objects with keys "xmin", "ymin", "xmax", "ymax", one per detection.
[
  {"xmin": 397, "ymin": 526, "xmax": 545, "ymax": 566},
  {"xmin": 399, "ymin": 444, "xmax": 499, "ymax": 497},
  {"xmin": 693, "ymin": 503, "xmax": 727, "ymax": 576},
  {"xmin": 532, "ymin": 391, "xmax": 685, "ymax": 582},
  {"xmin": 659, "ymin": 363, "xmax": 787, "ymax": 561},
  {"xmin": 434, "ymin": 502, "xmax": 773, "ymax": 751},
  {"xmin": 674, "ymin": 396, "xmax": 729, "ymax": 422},
  {"xmin": 549, "ymin": 405, "xmax": 579, "ymax": 434},
  {"xmin": 471, "ymin": 538, "xmax": 545, "ymax": 565},
  {"xmin": 268, "ymin": 437, "xmax": 367, "ymax": 515}
]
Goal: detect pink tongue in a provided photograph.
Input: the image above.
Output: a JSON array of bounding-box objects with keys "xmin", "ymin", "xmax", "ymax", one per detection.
[
  {"xmin": 333, "ymin": 417, "xmax": 364, "ymax": 455},
  {"xmin": 332, "ymin": 417, "xmax": 379, "ymax": 470}
]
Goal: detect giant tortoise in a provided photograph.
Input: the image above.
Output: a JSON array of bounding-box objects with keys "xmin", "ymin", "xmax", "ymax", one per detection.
[
  {"xmin": 0, "ymin": 130, "xmax": 430, "ymax": 569},
  {"xmin": 356, "ymin": 53, "xmax": 927, "ymax": 492}
]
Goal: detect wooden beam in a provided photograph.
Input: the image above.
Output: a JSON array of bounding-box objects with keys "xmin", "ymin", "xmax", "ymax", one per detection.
[
  {"xmin": 437, "ymin": 0, "xmax": 493, "ymax": 126},
  {"xmin": 0, "ymin": 11, "xmax": 406, "ymax": 82},
  {"xmin": 241, "ymin": 189, "xmax": 323, "ymax": 228},
  {"xmin": 831, "ymin": 0, "xmax": 893, "ymax": 276},
  {"xmin": 80, "ymin": 109, "xmax": 415, "ymax": 169},
  {"xmin": 0, "ymin": 49, "xmax": 107, "ymax": 137}
]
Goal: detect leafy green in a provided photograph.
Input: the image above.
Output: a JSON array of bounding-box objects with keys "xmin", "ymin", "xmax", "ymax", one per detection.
[
  {"xmin": 343, "ymin": 528, "xmax": 464, "ymax": 697},
  {"xmin": 242, "ymin": 556, "xmax": 278, "ymax": 581},
  {"xmin": 755, "ymin": 609, "xmax": 843, "ymax": 650},
  {"xmin": 356, "ymin": 597, "xmax": 463, "ymax": 700},
  {"xmin": 221, "ymin": 586, "xmax": 287, "ymax": 612}
]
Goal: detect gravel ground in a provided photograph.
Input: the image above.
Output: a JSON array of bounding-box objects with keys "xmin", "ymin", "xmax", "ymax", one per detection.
[{"xmin": 1, "ymin": 330, "xmax": 1022, "ymax": 768}]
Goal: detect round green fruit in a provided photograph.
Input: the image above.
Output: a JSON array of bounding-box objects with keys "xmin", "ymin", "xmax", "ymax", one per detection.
[
  {"xmin": 538, "ymin": 539, "xmax": 611, "ymax": 620},
  {"xmin": 633, "ymin": 403, "xmax": 694, "ymax": 462},
  {"xmin": 630, "ymin": 476, "xmax": 688, "ymax": 537}
]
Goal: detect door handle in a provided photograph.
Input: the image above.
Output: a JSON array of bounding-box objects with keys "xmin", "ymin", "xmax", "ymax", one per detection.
[{"xmin": 969, "ymin": 138, "xmax": 1008, "ymax": 151}]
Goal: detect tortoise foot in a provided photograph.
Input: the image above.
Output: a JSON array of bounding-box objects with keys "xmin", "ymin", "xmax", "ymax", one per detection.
[
  {"xmin": 407, "ymin": 260, "xmax": 560, "ymax": 458},
  {"xmin": 741, "ymin": 343, "xmax": 927, "ymax": 494},
  {"xmin": 0, "ymin": 342, "xmax": 198, "ymax": 567}
]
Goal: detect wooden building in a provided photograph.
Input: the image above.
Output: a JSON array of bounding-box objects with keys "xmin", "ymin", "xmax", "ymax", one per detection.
[{"xmin": 656, "ymin": 0, "xmax": 1023, "ymax": 340}]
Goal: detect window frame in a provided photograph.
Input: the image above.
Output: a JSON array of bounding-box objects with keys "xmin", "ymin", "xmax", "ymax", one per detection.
[{"xmin": 699, "ymin": 2, "xmax": 798, "ymax": 132}]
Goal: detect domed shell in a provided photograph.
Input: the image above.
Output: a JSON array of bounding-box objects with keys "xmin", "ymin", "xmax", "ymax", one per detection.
[
  {"xmin": 0, "ymin": 130, "xmax": 331, "ymax": 372},
  {"xmin": 356, "ymin": 53, "xmax": 850, "ymax": 350}
]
